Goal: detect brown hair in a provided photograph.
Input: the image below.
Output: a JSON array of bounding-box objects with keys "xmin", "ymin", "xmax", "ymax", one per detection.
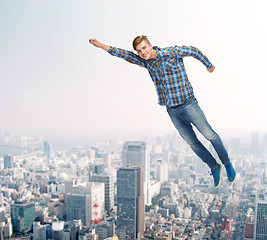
[{"xmin": 132, "ymin": 35, "xmax": 151, "ymax": 50}]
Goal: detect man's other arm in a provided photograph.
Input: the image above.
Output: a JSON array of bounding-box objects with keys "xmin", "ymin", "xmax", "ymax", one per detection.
[{"xmin": 174, "ymin": 45, "xmax": 215, "ymax": 73}]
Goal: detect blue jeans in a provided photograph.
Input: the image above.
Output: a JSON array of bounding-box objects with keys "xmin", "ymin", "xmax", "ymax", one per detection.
[{"xmin": 167, "ymin": 96, "xmax": 230, "ymax": 170}]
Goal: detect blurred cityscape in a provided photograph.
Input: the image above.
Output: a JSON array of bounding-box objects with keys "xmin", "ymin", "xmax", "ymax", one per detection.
[{"xmin": 0, "ymin": 130, "xmax": 267, "ymax": 240}]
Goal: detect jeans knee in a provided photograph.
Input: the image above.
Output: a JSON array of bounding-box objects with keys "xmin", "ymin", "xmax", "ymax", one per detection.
[
  {"xmin": 187, "ymin": 140, "xmax": 202, "ymax": 150},
  {"xmin": 204, "ymin": 131, "xmax": 219, "ymax": 141}
]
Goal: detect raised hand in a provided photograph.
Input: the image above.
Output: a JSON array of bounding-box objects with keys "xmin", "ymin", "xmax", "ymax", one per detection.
[{"xmin": 89, "ymin": 39, "xmax": 110, "ymax": 51}]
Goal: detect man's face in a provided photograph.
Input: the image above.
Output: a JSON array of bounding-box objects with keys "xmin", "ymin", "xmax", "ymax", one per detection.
[{"xmin": 135, "ymin": 41, "xmax": 153, "ymax": 60}]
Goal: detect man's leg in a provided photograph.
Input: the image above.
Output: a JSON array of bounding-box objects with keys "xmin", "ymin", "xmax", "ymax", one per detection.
[
  {"xmin": 181, "ymin": 98, "xmax": 236, "ymax": 183},
  {"xmin": 183, "ymin": 99, "xmax": 230, "ymax": 165},
  {"xmin": 167, "ymin": 104, "xmax": 222, "ymax": 187},
  {"xmin": 167, "ymin": 105, "xmax": 218, "ymax": 170}
]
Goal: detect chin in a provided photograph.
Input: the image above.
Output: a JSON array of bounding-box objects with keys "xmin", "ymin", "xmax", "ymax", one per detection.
[{"xmin": 142, "ymin": 56, "xmax": 150, "ymax": 60}]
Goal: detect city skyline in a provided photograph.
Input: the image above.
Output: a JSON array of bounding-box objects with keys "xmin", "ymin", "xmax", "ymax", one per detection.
[
  {"xmin": 1, "ymin": 0, "xmax": 267, "ymax": 140},
  {"xmin": 1, "ymin": 128, "xmax": 267, "ymax": 239}
]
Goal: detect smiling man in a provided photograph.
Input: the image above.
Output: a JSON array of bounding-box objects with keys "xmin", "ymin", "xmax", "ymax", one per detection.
[{"xmin": 89, "ymin": 35, "xmax": 236, "ymax": 188}]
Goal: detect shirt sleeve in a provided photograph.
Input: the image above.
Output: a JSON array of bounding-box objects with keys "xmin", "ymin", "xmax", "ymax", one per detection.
[
  {"xmin": 108, "ymin": 47, "xmax": 146, "ymax": 68},
  {"xmin": 174, "ymin": 45, "xmax": 213, "ymax": 69}
]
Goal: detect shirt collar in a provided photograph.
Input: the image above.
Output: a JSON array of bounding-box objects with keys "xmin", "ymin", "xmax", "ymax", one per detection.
[{"xmin": 148, "ymin": 46, "xmax": 160, "ymax": 62}]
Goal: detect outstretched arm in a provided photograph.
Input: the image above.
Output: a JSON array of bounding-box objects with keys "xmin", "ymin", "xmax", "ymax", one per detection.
[
  {"xmin": 89, "ymin": 38, "xmax": 146, "ymax": 67},
  {"xmin": 89, "ymin": 39, "xmax": 110, "ymax": 52}
]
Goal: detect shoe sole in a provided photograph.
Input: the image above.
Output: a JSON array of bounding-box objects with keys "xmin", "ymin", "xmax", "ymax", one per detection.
[{"xmin": 214, "ymin": 165, "xmax": 221, "ymax": 188}]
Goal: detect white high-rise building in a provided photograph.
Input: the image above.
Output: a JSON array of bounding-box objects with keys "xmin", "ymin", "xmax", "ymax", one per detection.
[
  {"xmin": 156, "ymin": 160, "xmax": 168, "ymax": 183},
  {"xmin": 90, "ymin": 173, "xmax": 115, "ymax": 215},
  {"xmin": 122, "ymin": 141, "xmax": 151, "ymax": 205},
  {"xmin": 66, "ymin": 182, "xmax": 105, "ymax": 225}
]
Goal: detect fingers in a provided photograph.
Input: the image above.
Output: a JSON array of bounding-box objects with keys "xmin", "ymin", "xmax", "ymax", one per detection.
[
  {"xmin": 89, "ymin": 39, "xmax": 100, "ymax": 48},
  {"xmin": 89, "ymin": 39, "xmax": 96, "ymax": 44},
  {"xmin": 208, "ymin": 65, "xmax": 215, "ymax": 73}
]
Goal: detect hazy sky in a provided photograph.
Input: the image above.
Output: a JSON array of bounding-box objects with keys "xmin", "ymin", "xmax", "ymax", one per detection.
[{"xmin": 1, "ymin": 0, "xmax": 266, "ymax": 141}]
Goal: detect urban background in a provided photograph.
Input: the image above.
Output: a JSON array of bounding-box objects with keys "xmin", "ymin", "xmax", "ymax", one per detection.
[
  {"xmin": 0, "ymin": 130, "xmax": 267, "ymax": 239},
  {"xmin": 1, "ymin": 0, "xmax": 267, "ymax": 239}
]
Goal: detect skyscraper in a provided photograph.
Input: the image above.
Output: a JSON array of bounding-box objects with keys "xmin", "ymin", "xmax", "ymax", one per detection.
[
  {"xmin": 11, "ymin": 201, "xmax": 35, "ymax": 233},
  {"xmin": 156, "ymin": 160, "xmax": 168, "ymax": 183},
  {"xmin": 44, "ymin": 141, "xmax": 53, "ymax": 160},
  {"xmin": 4, "ymin": 154, "xmax": 14, "ymax": 169},
  {"xmin": 66, "ymin": 193, "xmax": 91, "ymax": 226},
  {"xmin": 117, "ymin": 166, "xmax": 144, "ymax": 240},
  {"xmin": 254, "ymin": 199, "xmax": 267, "ymax": 240},
  {"xmin": 66, "ymin": 182, "xmax": 105, "ymax": 226},
  {"xmin": 122, "ymin": 141, "xmax": 151, "ymax": 205},
  {"xmin": 90, "ymin": 173, "xmax": 115, "ymax": 215}
]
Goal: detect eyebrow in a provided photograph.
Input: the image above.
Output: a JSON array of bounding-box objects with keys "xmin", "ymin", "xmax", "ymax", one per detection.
[{"xmin": 137, "ymin": 46, "xmax": 146, "ymax": 52}]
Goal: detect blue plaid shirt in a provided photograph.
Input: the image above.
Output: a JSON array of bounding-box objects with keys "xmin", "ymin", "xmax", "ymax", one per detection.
[{"xmin": 108, "ymin": 45, "xmax": 213, "ymax": 107}]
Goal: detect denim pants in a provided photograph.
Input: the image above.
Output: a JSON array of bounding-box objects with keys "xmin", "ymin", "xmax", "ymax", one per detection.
[{"xmin": 167, "ymin": 96, "xmax": 230, "ymax": 170}]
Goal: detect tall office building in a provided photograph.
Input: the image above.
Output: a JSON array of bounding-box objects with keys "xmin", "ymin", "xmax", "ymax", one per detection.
[
  {"xmin": 117, "ymin": 166, "xmax": 144, "ymax": 240},
  {"xmin": 44, "ymin": 141, "xmax": 53, "ymax": 160},
  {"xmin": 156, "ymin": 160, "xmax": 168, "ymax": 183},
  {"xmin": 90, "ymin": 173, "xmax": 115, "ymax": 215},
  {"xmin": 11, "ymin": 201, "xmax": 35, "ymax": 233},
  {"xmin": 254, "ymin": 200, "xmax": 267, "ymax": 240},
  {"xmin": 66, "ymin": 182, "xmax": 105, "ymax": 226},
  {"xmin": 66, "ymin": 193, "xmax": 91, "ymax": 226},
  {"xmin": 122, "ymin": 141, "xmax": 151, "ymax": 205},
  {"xmin": 4, "ymin": 154, "xmax": 14, "ymax": 169}
]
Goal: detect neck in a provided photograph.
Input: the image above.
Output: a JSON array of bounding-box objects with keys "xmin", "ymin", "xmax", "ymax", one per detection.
[{"xmin": 150, "ymin": 49, "xmax": 157, "ymax": 60}]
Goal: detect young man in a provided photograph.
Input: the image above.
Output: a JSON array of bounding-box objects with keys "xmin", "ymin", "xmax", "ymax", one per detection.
[{"xmin": 89, "ymin": 36, "xmax": 236, "ymax": 188}]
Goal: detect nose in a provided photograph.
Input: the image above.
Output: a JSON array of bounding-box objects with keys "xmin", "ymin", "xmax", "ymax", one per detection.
[{"xmin": 141, "ymin": 49, "xmax": 147, "ymax": 55}]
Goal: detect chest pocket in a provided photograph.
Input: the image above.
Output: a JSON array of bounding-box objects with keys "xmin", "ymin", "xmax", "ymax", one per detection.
[{"xmin": 164, "ymin": 57, "xmax": 179, "ymax": 74}]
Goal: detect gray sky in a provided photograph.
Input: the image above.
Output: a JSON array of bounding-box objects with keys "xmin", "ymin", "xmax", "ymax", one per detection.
[{"xmin": 0, "ymin": 0, "xmax": 266, "ymax": 140}]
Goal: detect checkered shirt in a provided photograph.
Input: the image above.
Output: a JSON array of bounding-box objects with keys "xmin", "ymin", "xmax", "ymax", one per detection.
[{"xmin": 108, "ymin": 45, "xmax": 213, "ymax": 107}]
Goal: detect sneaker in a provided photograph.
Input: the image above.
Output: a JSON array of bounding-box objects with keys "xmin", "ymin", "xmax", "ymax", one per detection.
[
  {"xmin": 210, "ymin": 164, "xmax": 221, "ymax": 188},
  {"xmin": 225, "ymin": 162, "xmax": 236, "ymax": 183}
]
